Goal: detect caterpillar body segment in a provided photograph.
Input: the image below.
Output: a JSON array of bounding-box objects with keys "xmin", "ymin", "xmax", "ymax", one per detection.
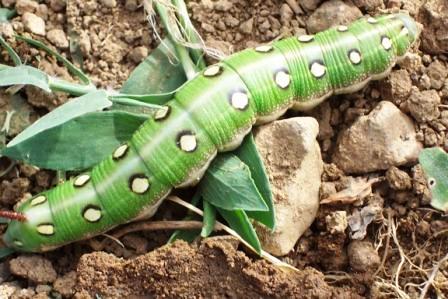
[{"xmin": 3, "ymin": 13, "xmax": 419, "ymax": 252}]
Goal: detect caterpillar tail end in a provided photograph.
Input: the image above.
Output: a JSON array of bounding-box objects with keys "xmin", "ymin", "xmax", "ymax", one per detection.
[{"xmin": 395, "ymin": 13, "xmax": 421, "ymax": 42}]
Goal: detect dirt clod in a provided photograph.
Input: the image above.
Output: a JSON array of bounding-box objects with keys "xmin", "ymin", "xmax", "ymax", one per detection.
[
  {"xmin": 386, "ymin": 166, "xmax": 412, "ymax": 191},
  {"xmin": 306, "ymin": 0, "xmax": 362, "ymax": 33},
  {"xmin": 406, "ymin": 88, "xmax": 441, "ymax": 123},
  {"xmin": 9, "ymin": 255, "xmax": 57, "ymax": 284},
  {"xmin": 347, "ymin": 240, "xmax": 380, "ymax": 272},
  {"xmin": 22, "ymin": 12, "xmax": 45, "ymax": 36}
]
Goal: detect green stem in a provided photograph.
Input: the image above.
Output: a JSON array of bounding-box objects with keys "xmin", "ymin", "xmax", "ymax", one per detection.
[
  {"xmin": 154, "ymin": 2, "xmax": 198, "ymax": 80},
  {"xmin": 171, "ymin": 0, "xmax": 206, "ymax": 70},
  {"xmin": 49, "ymin": 77, "xmax": 97, "ymax": 96}
]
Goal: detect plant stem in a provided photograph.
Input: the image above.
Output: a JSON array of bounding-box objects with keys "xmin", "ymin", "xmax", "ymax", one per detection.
[
  {"xmin": 171, "ymin": 0, "xmax": 206, "ymax": 70},
  {"xmin": 154, "ymin": 1, "xmax": 198, "ymax": 80},
  {"xmin": 49, "ymin": 77, "xmax": 97, "ymax": 96}
]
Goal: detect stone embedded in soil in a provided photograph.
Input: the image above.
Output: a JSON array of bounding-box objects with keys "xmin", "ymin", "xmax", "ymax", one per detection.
[
  {"xmin": 386, "ymin": 166, "xmax": 412, "ymax": 191},
  {"xmin": 239, "ymin": 17, "xmax": 254, "ymax": 34},
  {"xmin": 379, "ymin": 70, "xmax": 412, "ymax": 105},
  {"xmin": 74, "ymin": 238, "xmax": 359, "ymax": 298},
  {"xmin": 253, "ymin": 117, "xmax": 323, "ymax": 256},
  {"xmin": 9, "ymin": 255, "xmax": 57, "ymax": 284},
  {"xmin": 0, "ymin": 23, "xmax": 14, "ymax": 38},
  {"xmin": 418, "ymin": 0, "xmax": 448, "ymax": 54},
  {"xmin": 53, "ymin": 271, "xmax": 77, "ymax": 298},
  {"xmin": 49, "ymin": 0, "xmax": 66, "ymax": 12},
  {"xmin": 351, "ymin": 0, "xmax": 384, "ymax": 12},
  {"xmin": 46, "ymin": 28, "xmax": 69, "ymax": 49},
  {"xmin": 406, "ymin": 89, "xmax": 441, "ymax": 123},
  {"xmin": 15, "ymin": 0, "xmax": 39, "ymax": 15},
  {"xmin": 0, "ymin": 282, "xmax": 21, "ymax": 299},
  {"xmin": 22, "ymin": 12, "xmax": 46, "ymax": 36},
  {"xmin": 128, "ymin": 46, "xmax": 148, "ymax": 63},
  {"xmin": 332, "ymin": 101, "xmax": 422, "ymax": 174},
  {"xmin": 347, "ymin": 240, "xmax": 380, "ymax": 272},
  {"xmin": 306, "ymin": 0, "xmax": 362, "ymax": 33},
  {"xmin": 325, "ymin": 211, "xmax": 348, "ymax": 234},
  {"xmin": 426, "ymin": 60, "xmax": 448, "ymax": 90}
]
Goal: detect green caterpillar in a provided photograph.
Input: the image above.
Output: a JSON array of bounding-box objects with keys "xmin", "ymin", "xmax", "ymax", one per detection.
[{"xmin": 3, "ymin": 13, "xmax": 419, "ymax": 252}]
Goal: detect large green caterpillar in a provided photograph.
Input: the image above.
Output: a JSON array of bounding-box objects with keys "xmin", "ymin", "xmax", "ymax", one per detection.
[{"xmin": 2, "ymin": 13, "xmax": 419, "ymax": 252}]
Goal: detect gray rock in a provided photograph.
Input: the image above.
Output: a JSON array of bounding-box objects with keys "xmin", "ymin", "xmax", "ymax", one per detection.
[
  {"xmin": 46, "ymin": 28, "xmax": 69, "ymax": 49},
  {"xmin": 333, "ymin": 101, "xmax": 422, "ymax": 174},
  {"xmin": 307, "ymin": 0, "xmax": 362, "ymax": 33},
  {"xmin": 253, "ymin": 117, "xmax": 323, "ymax": 256},
  {"xmin": 406, "ymin": 89, "xmax": 441, "ymax": 123},
  {"xmin": 22, "ymin": 12, "xmax": 45, "ymax": 36}
]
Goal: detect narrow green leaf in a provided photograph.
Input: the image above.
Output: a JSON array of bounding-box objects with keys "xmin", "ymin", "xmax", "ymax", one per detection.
[
  {"xmin": 0, "ymin": 65, "xmax": 50, "ymax": 92},
  {"xmin": 7, "ymin": 90, "xmax": 110, "ymax": 147},
  {"xmin": 15, "ymin": 35, "xmax": 91, "ymax": 85},
  {"xmin": 216, "ymin": 208, "xmax": 261, "ymax": 254},
  {"xmin": 2, "ymin": 111, "xmax": 147, "ymax": 170},
  {"xmin": 0, "ymin": 36, "xmax": 21, "ymax": 66},
  {"xmin": 200, "ymin": 153, "xmax": 268, "ymax": 211},
  {"xmin": 121, "ymin": 38, "xmax": 187, "ymax": 95},
  {"xmin": 418, "ymin": 147, "xmax": 448, "ymax": 212},
  {"xmin": 235, "ymin": 133, "xmax": 275, "ymax": 229},
  {"xmin": 201, "ymin": 200, "xmax": 216, "ymax": 238},
  {"xmin": 0, "ymin": 8, "xmax": 15, "ymax": 22},
  {"xmin": 0, "ymin": 247, "xmax": 15, "ymax": 259},
  {"xmin": 111, "ymin": 91, "xmax": 176, "ymax": 106},
  {"xmin": 168, "ymin": 192, "xmax": 202, "ymax": 243}
]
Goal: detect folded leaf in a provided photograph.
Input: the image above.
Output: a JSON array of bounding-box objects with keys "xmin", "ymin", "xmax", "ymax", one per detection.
[
  {"xmin": 201, "ymin": 200, "xmax": 216, "ymax": 238},
  {"xmin": 2, "ymin": 111, "xmax": 147, "ymax": 170},
  {"xmin": 0, "ymin": 65, "xmax": 50, "ymax": 92},
  {"xmin": 200, "ymin": 153, "xmax": 269, "ymax": 212}
]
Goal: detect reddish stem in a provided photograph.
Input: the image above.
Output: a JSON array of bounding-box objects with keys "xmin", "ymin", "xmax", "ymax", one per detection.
[{"xmin": 0, "ymin": 211, "xmax": 27, "ymax": 222}]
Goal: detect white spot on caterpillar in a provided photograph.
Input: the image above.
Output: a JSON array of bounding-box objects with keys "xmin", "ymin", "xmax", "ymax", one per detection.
[
  {"xmin": 37, "ymin": 224, "xmax": 54, "ymax": 236},
  {"xmin": 203, "ymin": 65, "xmax": 222, "ymax": 77},
  {"xmin": 83, "ymin": 206, "xmax": 102, "ymax": 222},
  {"xmin": 367, "ymin": 17, "xmax": 377, "ymax": 24},
  {"xmin": 74, "ymin": 174, "xmax": 91, "ymax": 187},
  {"xmin": 297, "ymin": 35, "xmax": 314, "ymax": 43},
  {"xmin": 230, "ymin": 91, "xmax": 249, "ymax": 110},
  {"xmin": 255, "ymin": 45, "xmax": 273, "ymax": 53},
  {"xmin": 348, "ymin": 49, "xmax": 362, "ymax": 65},
  {"xmin": 381, "ymin": 36, "xmax": 392, "ymax": 50},
  {"xmin": 275, "ymin": 70, "xmax": 291, "ymax": 89},
  {"xmin": 428, "ymin": 177, "xmax": 436, "ymax": 188},
  {"xmin": 310, "ymin": 61, "xmax": 326, "ymax": 78},
  {"xmin": 113, "ymin": 144, "xmax": 129, "ymax": 160},
  {"xmin": 154, "ymin": 106, "xmax": 170, "ymax": 121},
  {"xmin": 13, "ymin": 240, "xmax": 23, "ymax": 247},
  {"xmin": 30, "ymin": 195, "xmax": 46, "ymax": 206},
  {"xmin": 178, "ymin": 132, "xmax": 197, "ymax": 152},
  {"xmin": 337, "ymin": 25, "xmax": 348, "ymax": 32},
  {"xmin": 400, "ymin": 26, "xmax": 409, "ymax": 36},
  {"xmin": 130, "ymin": 175, "xmax": 150, "ymax": 194}
]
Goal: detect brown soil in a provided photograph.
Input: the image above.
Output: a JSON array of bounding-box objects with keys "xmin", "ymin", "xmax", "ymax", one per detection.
[{"xmin": 0, "ymin": 0, "xmax": 447, "ymax": 298}]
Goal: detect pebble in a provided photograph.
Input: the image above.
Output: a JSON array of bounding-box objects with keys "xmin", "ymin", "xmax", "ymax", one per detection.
[
  {"xmin": 124, "ymin": 0, "xmax": 139, "ymax": 11},
  {"xmin": 380, "ymin": 70, "xmax": 412, "ymax": 105},
  {"xmin": 46, "ymin": 28, "xmax": 69, "ymax": 49},
  {"xmin": 0, "ymin": 23, "xmax": 14, "ymax": 38},
  {"xmin": 306, "ymin": 0, "xmax": 362, "ymax": 33},
  {"xmin": 9, "ymin": 255, "xmax": 57, "ymax": 284},
  {"xmin": 49, "ymin": 0, "xmax": 66, "ymax": 12},
  {"xmin": 101, "ymin": 0, "xmax": 117, "ymax": 8},
  {"xmin": 426, "ymin": 60, "xmax": 448, "ymax": 90},
  {"xmin": 326, "ymin": 211, "xmax": 348, "ymax": 234},
  {"xmin": 419, "ymin": 0, "xmax": 448, "ymax": 54},
  {"xmin": 406, "ymin": 89, "xmax": 441, "ymax": 123},
  {"xmin": 239, "ymin": 17, "xmax": 254, "ymax": 34},
  {"xmin": 22, "ymin": 12, "xmax": 46, "ymax": 36},
  {"xmin": 53, "ymin": 271, "xmax": 77, "ymax": 298},
  {"xmin": 347, "ymin": 240, "xmax": 380, "ymax": 272},
  {"xmin": 253, "ymin": 117, "xmax": 323, "ymax": 256},
  {"xmin": 386, "ymin": 166, "xmax": 412, "ymax": 191},
  {"xmin": 333, "ymin": 101, "xmax": 422, "ymax": 174},
  {"xmin": 15, "ymin": 0, "xmax": 38, "ymax": 15},
  {"xmin": 128, "ymin": 46, "xmax": 148, "ymax": 63}
]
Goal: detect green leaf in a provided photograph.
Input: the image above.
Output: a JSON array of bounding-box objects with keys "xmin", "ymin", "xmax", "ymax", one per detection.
[
  {"xmin": 0, "ymin": 35, "xmax": 21, "ymax": 66},
  {"xmin": 201, "ymin": 200, "xmax": 216, "ymax": 238},
  {"xmin": 121, "ymin": 38, "xmax": 187, "ymax": 95},
  {"xmin": 0, "ymin": 247, "xmax": 15, "ymax": 259},
  {"xmin": 0, "ymin": 8, "xmax": 15, "ymax": 22},
  {"xmin": 0, "ymin": 217, "xmax": 10, "ymax": 224},
  {"xmin": 0, "ymin": 65, "xmax": 50, "ymax": 92},
  {"xmin": 7, "ymin": 90, "xmax": 110, "ymax": 147},
  {"xmin": 200, "ymin": 153, "xmax": 268, "ymax": 211},
  {"xmin": 418, "ymin": 147, "xmax": 448, "ymax": 212},
  {"xmin": 2, "ymin": 111, "xmax": 147, "ymax": 170},
  {"xmin": 15, "ymin": 35, "xmax": 91, "ymax": 85},
  {"xmin": 216, "ymin": 208, "xmax": 261, "ymax": 254},
  {"xmin": 235, "ymin": 133, "xmax": 275, "ymax": 229},
  {"xmin": 168, "ymin": 192, "xmax": 202, "ymax": 243}
]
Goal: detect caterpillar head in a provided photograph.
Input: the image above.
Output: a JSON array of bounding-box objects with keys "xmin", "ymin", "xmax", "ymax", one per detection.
[{"xmin": 389, "ymin": 13, "xmax": 421, "ymax": 57}]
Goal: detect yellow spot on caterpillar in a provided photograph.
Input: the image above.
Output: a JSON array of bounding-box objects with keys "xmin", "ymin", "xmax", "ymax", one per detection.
[
  {"xmin": 74, "ymin": 174, "xmax": 91, "ymax": 187},
  {"xmin": 310, "ymin": 61, "xmax": 326, "ymax": 78},
  {"xmin": 381, "ymin": 36, "xmax": 392, "ymax": 50},
  {"xmin": 83, "ymin": 206, "xmax": 102, "ymax": 222},
  {"xmin": 178, "ymin": 133, "xmax": 197, "ymax": 152},
  {"xmin": 275, "ymin": 71, "xmax": 291, "ymax": 89},
  {"xmin": 203, "ymin": 65, "xmax": 222, "ymax": 77},
  {"xmin": 131, "ymin": 175, "xmax": 150, "ymax": 194},
  {"xmin": 113, "ymin": 144, "xmax": 129, "ymax": 160},
  {"xmin": 255, "ymin": 45, "xmax": 273, "ymax": 53},
  {"xmin": 231, "ymin": 91, "xmax": 249, "ymax": 110},
  {"xmin": 298, "ymin": 35, "xmax": 314, "ymax": 42},
  {"xmin": 154, "ymin": 106, "xmax": 171, "ymax": 121},
  {"xmin": 337, "ymin": 25, "xmax": 348, "ymax": 32},
  {"xmin": 30, "ymin": 195, "xmax": 46, "ymax": 206},
  {"xmin": 37, "ymin": 224, "xmax": 54, "ymax": 236}
]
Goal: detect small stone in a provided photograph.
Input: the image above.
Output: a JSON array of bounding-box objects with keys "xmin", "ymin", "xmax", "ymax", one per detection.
[
  {"xmin": 9, "ymin": 255, "xmax": 57, "ymax": 284},
  {"xmin": 1, "ymin": 0, "xmax": 16, "ymax": 7},
  {"xmin": 15, "ymin": 0, "xmax": 38, "ymax": 15},
  {"xmin": 301, "ymin": 0, "xmax": 323, "ymax": 12},
  {"xmin": 280, "ymin": 4, "xmax": 294, "ymax": 24},
  {"xmin": 239, "ymin": 17, "xmax": 254, "ymax": 34},
  {"xmin": 253, "ymin": 117, "xmax": 323, "ymax": 256},
  {"xmin": 307, "ymin": 0, "xmax": 362, "ymax": 33},
  {"xmin": 0, "ymin": 282, "xmax": 20, "ymax": 298},
  {"xmin": 351, "ymin": 0, "xmax": 384, "ymax": 12},
  {"xmin": 36, "ymin": 4, "xmax": 48, "ymax": 20},
  {"xmin": 427, "ymin": 60, "xmax": 448, "ymax": 90},
  {"xmin": 101, "ymin": 0, "xmax": 117, "ymax": 8},
  {"xmin": 35, "ymin": 284, "xmax": 51, "ymax": 294},
  {"xmin": 214, "ymin": 0, "xmax": 232, "ymax": 11},
  {"xmin": 128, "ymin": 46, "xmax": 148, "ymax": 63},
  {"xmin": 22, "ymin": 12, "xmax": 46, "ymax": 36},
  {"xmin": 201, "ymin": 23, "xmax": 215, "ymax": 33},
  {"xmin": 0, "ymin": 23, "xmax": 14, "ymax": 38},
  {"xmin": 124, "ymin": 0, "xmax": 139, "ymax": 11},
  {"xmin": 418, "ymin": 0, "xmax": 448, "ymax": 54},
  {"xmin": 380, "ymin": 69, "xmax": 412, "ymax": 105},
  {"xmin": 347, "ymin": 240, "xmax": 380, "ymax": 272},
  {"xmin": 406, "ymin": 89, "xmax": 441, "ymax": 123},
  {"xmin": 386, "ymin": 166, "xmax": 412, "ymax": 190},
  {"xmin": 79, "ymin": 32, "xmax": 91, "ymax": 56},
  {"xmin": 333, "ymin": 101, "xmax": 422, "ymax": 173},
  {"xmin": 53, "ymin": 271, "xmax": 77, "ymax": 298},
  {"xmin": 49, "ymin": 0, "xmax": 66, "ymax": 12},
  {"xmin": 326, "ymin": 211, "xmax": 348, "ymax": 234},
  {"xmin": 46, "ymin": 29, "xmax": 69, "ymax": 49}
]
